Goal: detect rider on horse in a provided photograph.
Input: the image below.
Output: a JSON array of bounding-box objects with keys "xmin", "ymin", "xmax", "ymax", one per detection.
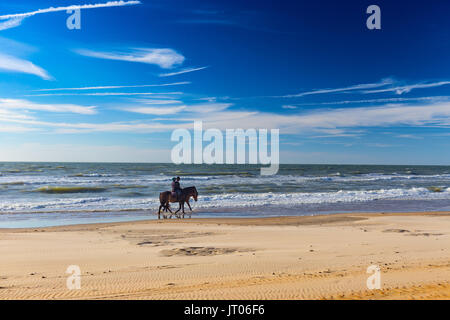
[
  {"xmin": 171, "ymin": 177, "xmax": 182, "ymax": 200},
  {"xmin": 159, "ymin": 180, "xmax": 198, "ymax": 219}
]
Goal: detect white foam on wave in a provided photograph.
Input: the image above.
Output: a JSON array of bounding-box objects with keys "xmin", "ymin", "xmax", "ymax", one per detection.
[
  {"xmin": 1, "ymin": 187, "xmax": 449, "ymax": 213},
  {"xmin": 195, "ymin": 187, "xmax": 450, "ymax": 208},
  {"xmin": 0, "ymin": 197, "xmax": 153, "ymax": 212},
  {"xmin": 0, "ymin": 174, "xmax": 172, "ymax": 186},
  {"xmin": 2, "ymin": 172, "xmax": 450, "ymax": 187}
]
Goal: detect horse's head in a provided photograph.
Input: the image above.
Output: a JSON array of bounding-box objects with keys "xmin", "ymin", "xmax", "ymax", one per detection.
[{"xmin": 193, "ymin": 187, "xmax": 198, "ymax": 202}]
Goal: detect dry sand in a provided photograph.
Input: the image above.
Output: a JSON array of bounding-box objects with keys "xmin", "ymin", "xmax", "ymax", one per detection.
[{"xmin": 0, "ymin": 212, "xmax": 449, "ymax": 300}]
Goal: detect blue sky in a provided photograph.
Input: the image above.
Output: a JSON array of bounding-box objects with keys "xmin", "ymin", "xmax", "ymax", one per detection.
[{"xmin": 0, "ymin": 0, "xmax": 449, "ymax": 164}]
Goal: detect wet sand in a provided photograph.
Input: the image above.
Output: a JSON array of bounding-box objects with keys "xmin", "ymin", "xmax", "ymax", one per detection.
[{"xmin": 0, "ymin": 211, "xmax": 449, "ymax": 299}]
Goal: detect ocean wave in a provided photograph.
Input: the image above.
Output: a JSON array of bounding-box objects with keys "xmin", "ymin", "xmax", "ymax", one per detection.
[
  {"xmin": 0, "ymin": 175, "xmax": 172, "ymax": 186},
  {"xmin": 69, "ymin": 173, "xmax": 125, "ymax": 178},
  {"xmin": 180, "ymin": 172, "xmax": 450, "ymax": 185},
  {"xmin": 173, "ymin": 171, "xmax": 253, "ymax": 176},
  {"xmin": 35, "ymin": 186, "xmax": 108, "ymax": 194},
  {"xmin": 1, "ymin": 171, "xmax": 449, "ymax": 187},
  {"xmin": 195, "ymin": 187, "xmax": 450, "ymax": 208},
  {"xmin": 0, "ymin": 181, "xmax": 26, "ymax": 186},
  {"xmin": 111, "ymin": 184, "xmax": 148, "ymax": 189},
  {"xmin": 0, "ymin": 197, "xmax": 110, "ymax": 212},
  {"xmin": 1, "ymin": 187, "xmax": 449, "ymax": 213}
]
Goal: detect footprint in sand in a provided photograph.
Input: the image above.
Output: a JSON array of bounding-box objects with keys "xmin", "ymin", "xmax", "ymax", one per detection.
[
  {"xmin": 160, "ymin": 246, "xmax": 251, "ymax": 257},
  {"xmin": 383, "ymin": 229, "xmax": 410, "ymax": 233}
]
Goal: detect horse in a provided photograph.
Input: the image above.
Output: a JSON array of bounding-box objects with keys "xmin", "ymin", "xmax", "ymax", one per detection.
[{"xmin": 158, "ymin": 186, "xmax": 198, "ymax": 219}]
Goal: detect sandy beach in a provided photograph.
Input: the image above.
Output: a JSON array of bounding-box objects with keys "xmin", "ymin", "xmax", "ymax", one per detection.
[{"xmin": 0, "ymin": 211, "xmax": 449, "ymax": 300}]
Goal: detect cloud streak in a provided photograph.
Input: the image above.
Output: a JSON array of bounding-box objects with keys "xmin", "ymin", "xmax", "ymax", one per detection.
[
  {"xmin": 291, "ymin": 96, "xmax": 450, "ymax": 106},
  {"xmin": 0, "ymin": 17, "xmax": 24, "ymax": 31},
  {"xmin": 3, "ymin": 100, "xmax": 450, "ymax": 135},
  {"xmin": 280, "ymin": 78, "xmax": 394, "ymax": 98},
  {"xmin": 132, "ymin": 99, "xmax": 183, "ymax": 105},
  {"xmin": 159, "ymin": 66, "xmax": 208, "ymax": 77},
  {"xmin": 280, "ymin": 79, "xmax": 450, "ymax": 98},
  {"xmin": 0, "ymin": 125, "xmax": 38, "ymax": 133},
  {"xmin": 362, "ymin": 81, "xmax": 450, "ymax": 95},
  {"xmin": 0, "ymin": 98, "xmax": 97, "ymax": 114},
  {"xmin": 76, "ymin": 48, "xmax": 185, "ymax": 69},
  {"xmin": 0, "ymin": 53, "xmax": 51, "ymax": 80},
  {"xmin": 27, "ymin": 92, "xmax": 183, "ymax": 97},
  {"xmin": 124, "ymin": 106, "xmax": 187, "ymax": 115},
  {"xmin": 33, "ymin": 82, "xmax": 190, "ymax": 91},
  {"xmin": 122, "ymin": 102, "xmax": 231, "ymax": 116},
  {"xmin": 0, "ymin": 1, "xmax": 140, "ymax": 31}
]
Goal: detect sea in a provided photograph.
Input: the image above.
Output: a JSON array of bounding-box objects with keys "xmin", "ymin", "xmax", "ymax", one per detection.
[{"xmin": 0, "ymin": 162, "xmax": 449, "ymax": 228}]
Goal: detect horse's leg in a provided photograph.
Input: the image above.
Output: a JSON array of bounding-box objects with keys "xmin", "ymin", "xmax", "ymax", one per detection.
[
  {"xmin": 174, "ymin": 202, "xmax": 181, "ymax": 214},
  {"xmin": 164, "ymin": 202, "xmax": 171, "ymax": 218},
  {"xmin": 166, "ymin": 202, "xmax": 173, "ymax": 219},
  {"xmin": 159, "ymin": 200, "xmax": 165, "ymax": 217},
  {"xmin": 185, "ymin": 199, "xmax": 193, "ymax": 218},
  {"xmin": 182, "ymin": 202, "xmax": 185, "ymax": 218},
  {"xmin": 177, "ymin": 201, "xmax": 183, "ymax": 219},
  {"xmin": 158, "ymin": 205, "xmax": 162, "ymax": 219},
  {"xmin": 186, "ymin": 200, "xmax": 192, "ymax": 211}
]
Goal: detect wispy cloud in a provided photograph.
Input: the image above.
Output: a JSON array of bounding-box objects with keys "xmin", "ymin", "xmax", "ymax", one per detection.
[
  {"xmin": 0, "ymin": 143, "xmax": 172, "ymax": 162},
  {"xmin": 281, "ymin": 105, "xmax": 298, "ymax": 109},
  {"xmin": 280, "ymin": 79, "xmax": 450, "ymax": 98},
  {"xmin": 0, "ymin": 98, "xmax": 97, "ymax": 114},
  {"xmin": 292, "ymin": 96, "xmax": 450, "ymax": 106},
  {"xmin": 310, "ymin": 128, "xmax": 365, "ymax": 138},
  {"xmin": 178, "ymin": 10, "xmax": 282, "ymax": 34},
  {"xmin": 131, "ymin": 99, "xmax": 183, "ymax": 105},
  {"xmin": 185, "ymin": 103, "xmax": 232, "ymax": 113},
  {"xmin": 396, "ymin": 134, "xmax": 423, "ymax": 139},
  {"xmin": 122, "ymin": 102, "xmax": 231, "ymax": 116},
  {"xmin": 0, "ymin": 125, "xmax": 38, "ymax": 133},
  {"xmin": 27, "ymin": 92, "xmax": 183, "ymax": 97},
  {"xmin": 0, "ymin": 107, "xmax": 34, "ymax": 120},
  {"xmin": 168, "ymin": 102, "xmax": 450, "ymax": 134},
  {"xmin": 0, "ymin": 1, "xmax": 140, "ymax": 31},
  {"xmin": 159, "ymin": 66, "xmax": 208, "ymax": 77},
  {"xmin": 0, "ymin": 1, "xmax": 140, "ymax": 20},
  {"xmin": 0, "ymin": 53, "xmax": 51, "ymax": 80},
  {"xmin": 33, "ymin": 82, "xmax": 190, "ymax": 92},
  {"xmin": 4, "ymin": 100, "xmax": 450, "ymax": 135},
  {"xmin": 124, "ymin": 106, "xmax": 187, "ymax": 115},
  {"xmin": 282, "ymin": 103, "xmax": 450, "ymax": 130},
  {"xmin": 366, "ymin": 143, "xmax": 396, "ymax": 148},
  {"xmin": 280, "ymin": 78, "xmax": 394, "ymax": 98},
  {"xmin": 0, "ymin": 17, "xmax": 24, "ymax": 31},
  {"xmin": 362, "ymin": 81, "xmax": 450, "ymax": 95},
  {"xmin": 76, "ymin": 48, "xmax": 185, "ymax": 69}
]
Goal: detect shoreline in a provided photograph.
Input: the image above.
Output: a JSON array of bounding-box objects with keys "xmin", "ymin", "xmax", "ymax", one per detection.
[
  {"xmin": 0, "ymin": 211, "xmax": 449, "ymax": 299},
  {"xmin": 1, "ymin": 209, "xmax": 450, "ymax": 231}
]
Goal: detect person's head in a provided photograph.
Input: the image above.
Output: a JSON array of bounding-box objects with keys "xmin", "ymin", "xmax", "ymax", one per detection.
[
  {"xmin": 176, "ymin": 176, "xmax": 180, "ymax": 181},
  {"xmin": 172, "ymin": 177, "xmax": 176, "ymax": 182}
]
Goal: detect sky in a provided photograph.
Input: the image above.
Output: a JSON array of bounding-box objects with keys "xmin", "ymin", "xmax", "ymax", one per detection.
[{"xmin": 0, "ymin": 0, "xmax": 449, "ymax": 164}]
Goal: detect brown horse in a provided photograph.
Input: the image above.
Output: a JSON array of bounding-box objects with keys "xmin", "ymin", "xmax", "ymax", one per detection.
[{"xmin": 158, "ymin": 186, "xmax": 198, "ymax": 219}]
